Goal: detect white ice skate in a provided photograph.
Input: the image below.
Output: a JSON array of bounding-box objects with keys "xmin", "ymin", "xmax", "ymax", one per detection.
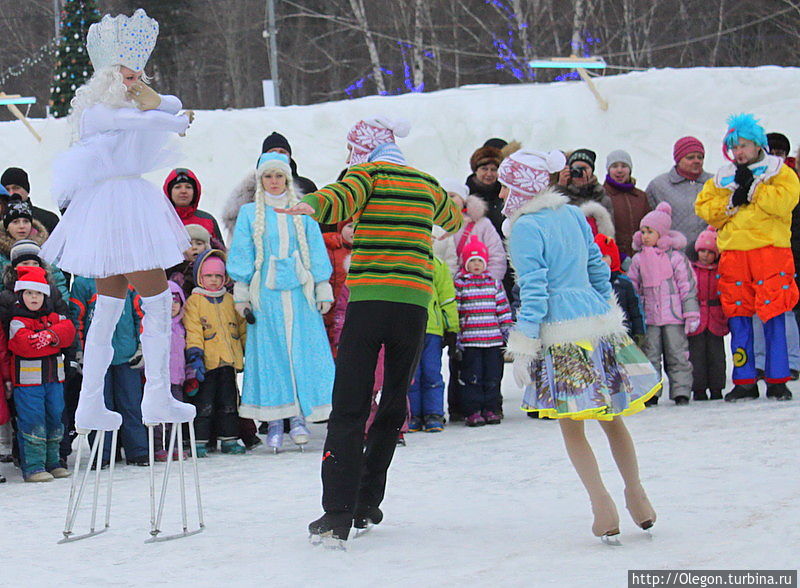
[
  {"xmin": 267, "ymin": 420, "xmax": 283, "ymax": 454},
  {"xmin": 140, "ymin": 290, "xmax": 204, "ymax": 542},
  {"xmin": 288, "ymin": 415, "xmax": 310, "ymax": 451}
]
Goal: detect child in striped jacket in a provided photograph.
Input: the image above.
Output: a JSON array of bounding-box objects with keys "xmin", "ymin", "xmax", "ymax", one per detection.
[{"xmin": 454, "ymin": 235, "xmax": 513, "ymax": 426}]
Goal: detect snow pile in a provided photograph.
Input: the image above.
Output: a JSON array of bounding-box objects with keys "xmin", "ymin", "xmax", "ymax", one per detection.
[{"xmin": 2, "ymin": 66, "xmax": 800, "ymax": 232}]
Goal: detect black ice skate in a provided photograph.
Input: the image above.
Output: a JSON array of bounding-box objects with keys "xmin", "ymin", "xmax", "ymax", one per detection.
[
  {"xmin": 308, "ymin": 512, "xmax": 352, "ymax": 550},
  {"xmin": 766, "ymin": 382, "xmax": 793, "ymax": 401},
  {"xmin": 724, "ymin": 383, "xmax": 759, "ymax": 402},
  {"xmin": 353, "ymin": 506, "xmax": 383, "ymax": 537}
]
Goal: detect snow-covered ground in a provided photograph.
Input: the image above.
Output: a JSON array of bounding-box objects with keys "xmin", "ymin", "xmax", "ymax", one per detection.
[
  {"xmin": 2, "ymin": 373, "xmax": 798, "ymax": 587},
  {"xmin": 2, "ymin": 67, "xmax": 800, "ymax": 585}
]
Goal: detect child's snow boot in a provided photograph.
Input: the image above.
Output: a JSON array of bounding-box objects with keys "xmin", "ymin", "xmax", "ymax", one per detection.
[
  {"xmin": 423, "ymin": 414, "xmax": 444, "ymax": 432},
  {"xmin": 220, "ymin": 439, "xmax": 246, "ymax": 454},
  {"xmin": 407, "ymin": 416, "xmax": 423, "ymax": 432},
  {"xmin": 709, "ymin": 389, "xmax": 723, "ymax": 400},
  {"xmin": 194, "ymin": 443, "xmax": 208, "ymax": 458},
  {"xmin": 25, "ymin": 471, "xmax": 54, "ymax": 483},
  {"xmin": 766, "ymin": 382, "xmax": 792, "ymax": 401},
  {"xmin": 692, "ymin": 390, "xmax": 708, "ymax": 401},
  {"xmin": 465, "ymin": 412, "xmax": 486, "ymax": 427},
  {"xmin": 482, "ymin": 410, "xmax": 501, "ymax": 425}
]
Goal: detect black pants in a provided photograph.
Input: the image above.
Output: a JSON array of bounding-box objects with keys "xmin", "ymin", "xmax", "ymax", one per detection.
[
  {"xmin": 191, "ymin": 366, "xmax": 239, "ymax": 442},
  {"xmin": 688, "ymin": 330, "xmax": 726, "ymax": 391},
  {"xmin": 59, "ymin": 374, "xmax": 82, "ymax": 462},
  {"xmin": 322, "ymin": 300, "xmax": 427, "ymax": 514},
  {"xmin": 460, "ymin": 346, "xmax": 504, "ymax": 415},
  {"xmin": 446, "ymin": 355, "xmax": 463, "ymax": 417}
]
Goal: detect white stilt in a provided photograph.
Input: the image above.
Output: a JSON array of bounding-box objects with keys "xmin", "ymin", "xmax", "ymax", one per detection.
[
  {"xmin": 60, "ymin": 429, "xmax": 118, "ymax": 543},
  {"xmin": 145, "ymin": 420, "xmax": 204, "ymax": 543}
]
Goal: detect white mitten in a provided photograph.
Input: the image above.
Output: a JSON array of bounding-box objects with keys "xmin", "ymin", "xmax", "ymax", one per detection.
[
  {"xmin": 513, "ymin": 355, "xmax": 534, "ymax": 388},
  {"xmin": 233, "ymin": 282, "xmax": 251, "ymax": 318},
  {"xmin": 127, "ymin": 82, "xmax": 161, "ymax": 111},
  {"xmin": 315, "ymin": 281, "xmax": 333, "ymax": 314}
]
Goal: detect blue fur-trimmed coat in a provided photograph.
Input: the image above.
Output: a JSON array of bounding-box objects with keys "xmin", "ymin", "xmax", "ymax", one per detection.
[
  {"xmin": 506, "ymin": 188, "xmax": 627, "ymax": 356},
  {"xmin": 227, "ymin": 200, "xmax": 333, "ymax": 422}
]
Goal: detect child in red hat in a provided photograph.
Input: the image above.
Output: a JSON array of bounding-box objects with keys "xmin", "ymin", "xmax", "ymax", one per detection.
[
  {"xmin": 453, "ymin": 235, "xmax": 512, "ymax": 426},
  {"xmin": 5, "ymin": 266, "xmax": 75, "ymax": 482}
]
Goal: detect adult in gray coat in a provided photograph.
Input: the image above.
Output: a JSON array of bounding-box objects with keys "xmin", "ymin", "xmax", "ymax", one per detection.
[{"xmin": 645, "ymin": 136, "xmax": 712, "ymax": 258}]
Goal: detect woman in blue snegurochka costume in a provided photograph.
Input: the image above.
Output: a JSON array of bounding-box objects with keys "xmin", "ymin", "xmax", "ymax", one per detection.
[{"xmin": 501, "ymin": 148, "xmax": 661, "ymax": 544}]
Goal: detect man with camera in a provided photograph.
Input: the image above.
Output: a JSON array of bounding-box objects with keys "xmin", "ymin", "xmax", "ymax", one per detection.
[{"xmin": 556, "ymin": 149, "xmax": 615, "ymax": 223}]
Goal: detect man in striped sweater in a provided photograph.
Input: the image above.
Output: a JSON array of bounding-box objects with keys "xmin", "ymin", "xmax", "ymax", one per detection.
[{"xmin": 278, "ymin": 117, "xmax": 462, "ymax": 544}]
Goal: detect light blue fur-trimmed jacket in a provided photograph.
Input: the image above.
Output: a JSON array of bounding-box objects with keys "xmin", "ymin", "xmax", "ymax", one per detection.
[{"xmin": 506, "ymin": 188, "xmax": 627, "ymax": 357}]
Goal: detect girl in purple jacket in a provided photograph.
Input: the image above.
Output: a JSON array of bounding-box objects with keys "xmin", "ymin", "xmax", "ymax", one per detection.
[
  {"xmin": 628, "ymin": 202, "xmax": 700, "ymax": 405},
  {"xmin": 688, "ymin": 226, "xmax": 729, "ymax": 401}
]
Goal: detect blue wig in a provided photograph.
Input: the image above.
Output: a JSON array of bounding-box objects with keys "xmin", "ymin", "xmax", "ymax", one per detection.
[{"xmin": 724, "ymin": 113, "xmax": 768, "ymax": 149}]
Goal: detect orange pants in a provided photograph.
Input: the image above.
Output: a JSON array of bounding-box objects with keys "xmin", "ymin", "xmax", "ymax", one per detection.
[{"xmin": 718, "ymin": 247, "xmax": 798, "ymax": 322}]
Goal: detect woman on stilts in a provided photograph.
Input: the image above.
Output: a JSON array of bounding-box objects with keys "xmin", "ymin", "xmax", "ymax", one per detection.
[
  {"xmin": 502, "ymin": 149, "xmax": 661, "ymax": 543},
  {"xmin": 42, "ymin": 9, "xmax": 198, "ymax": 535}
]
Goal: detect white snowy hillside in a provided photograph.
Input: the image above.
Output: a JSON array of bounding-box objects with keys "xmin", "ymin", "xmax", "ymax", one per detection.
[{"xmin": 2, "ymin": 66, "xmax": 800, "ymax": 229}]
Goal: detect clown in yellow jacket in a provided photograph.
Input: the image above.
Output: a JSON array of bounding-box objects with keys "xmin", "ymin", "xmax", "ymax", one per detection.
[{"xmin": 695, "ymin": 113, "xmax": 800, "ymax": 402}]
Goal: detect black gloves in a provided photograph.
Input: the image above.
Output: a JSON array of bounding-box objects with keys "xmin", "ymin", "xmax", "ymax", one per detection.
[
  {"xmin": 731, "ymin": 164, "xmax": 753, "ymax": 207},
  {"xmin": 731, "ymin": 186, "xmax": 750, "ymax": 207}
]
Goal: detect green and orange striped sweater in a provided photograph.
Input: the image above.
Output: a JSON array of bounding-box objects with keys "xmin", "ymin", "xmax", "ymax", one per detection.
[{"xmin": 302, "ymin": 161, "xmax": 463, "ymax": 308}]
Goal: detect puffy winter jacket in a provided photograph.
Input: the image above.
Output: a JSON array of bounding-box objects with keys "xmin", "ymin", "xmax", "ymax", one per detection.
[
  {"xmin": 628, "ymin": 231, "xmax": 699, "ymax": 326},
  {"xmin": 604, "ymin": 179, "xmax": 650, "ymax": 258},
  {"xmin": 70, "ymin": 277, "xmax": 142, "ymax": 365},
  {"xmin": 169, "ymin": 281, "xmax": 188, "ymax": 386},
  {"xmin": 646, "ymin": 166, "xmax": 712, "ymax": 251},
  {"xmin": 695, "ymin": 156, "xmax": 800, "ymax": 252},
  {"xmin": 426, "ymin": 257, "xmax": 459, "ymax": 336},
  {"xmin": 454, "ymin": 270, "xmax": 512, "ymax": 347},
  {"xmin": 183, "ymin": 292, "xmax": 246, "ymax": 372},
  {"xmin": 690, "ymin": 262, "xmax": 729, "ymax": 337},
  {"xmin": 8, "ymin": 308, "xmax": 75, "ymax": 386}
]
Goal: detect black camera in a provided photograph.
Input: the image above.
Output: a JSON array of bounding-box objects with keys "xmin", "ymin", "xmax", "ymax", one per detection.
[{"xmin": 570, "ymin": 166, "xmax": 584, "ymax": 178}]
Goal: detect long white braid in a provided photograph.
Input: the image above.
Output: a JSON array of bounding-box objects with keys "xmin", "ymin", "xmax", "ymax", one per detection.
[{"xmin": 249, "ymin": 172, "xmax": 314, "ymax": 309}]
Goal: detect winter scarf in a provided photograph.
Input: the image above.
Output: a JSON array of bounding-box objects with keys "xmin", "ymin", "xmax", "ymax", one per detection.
[{"xmin": 604, "ymin": 174, "xmax": 635, "ymax": 193}]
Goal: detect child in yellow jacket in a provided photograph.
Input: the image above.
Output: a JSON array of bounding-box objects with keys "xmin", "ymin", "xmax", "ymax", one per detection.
[
  {"xmin": 695, "ymin": 113, "xmax": 800, "ymax": 402},
  {"xmin": 183, "ymin": 249, "xmax": 247, "ymax": 456}
]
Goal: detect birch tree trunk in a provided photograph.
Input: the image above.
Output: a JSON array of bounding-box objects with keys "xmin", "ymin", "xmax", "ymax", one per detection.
[{"xmin": 348, "ymin": 0, "xmax": 386, "ymax": 94}]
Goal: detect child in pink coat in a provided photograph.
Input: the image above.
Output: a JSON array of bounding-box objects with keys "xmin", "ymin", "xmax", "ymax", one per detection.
[
  {"xmin": 688, "ymin": 226, "xmax": 729, "ymax": 401},
  {"xmin": 628, "ymin": 202, "xmax": 699, "ymax": 405}
]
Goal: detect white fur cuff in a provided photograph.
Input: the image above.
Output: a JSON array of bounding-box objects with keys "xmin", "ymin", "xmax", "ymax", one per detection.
[
  {"xmin": 507, "ymin": 329, "xmax": 542, "ymax": 358},
  {"xmin": 315, "ymin": 280, "xmax": 333, "ymax": 302},
  {"xmin": 233, "ymin": 281, "xmax": 250, "ymax": 304}
]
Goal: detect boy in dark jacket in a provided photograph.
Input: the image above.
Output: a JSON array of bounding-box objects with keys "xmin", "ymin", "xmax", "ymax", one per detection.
[
  {"xmin": 595, "ymin": 234, "xmax": 645, "ymax": 341},
  {"xmin": 6, "ymin": 266, "xmax": 75, "ymax": 482}
]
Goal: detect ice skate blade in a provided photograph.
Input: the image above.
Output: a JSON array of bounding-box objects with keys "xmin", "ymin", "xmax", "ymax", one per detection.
[
  {"xmin": 309, "ymin": 532, "xmax": 348, "ymax": 551},
  {"xmin": 601, "ymin": 532, "xmax": 622, "ymax": 546},
  {"xmin": 58, "ymin": 527, "xmax": 108, "ymax": 544},
  {"xmin": 353, "ymin": 523, "xmax": 373, "ymax": 538},
  {"xmin": 145, "ymin": 526, "xmax": 205, "ymax": 543}
]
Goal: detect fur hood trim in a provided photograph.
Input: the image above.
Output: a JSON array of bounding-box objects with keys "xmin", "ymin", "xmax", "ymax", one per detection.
[
  {"xmin": 632, "ymin": 228, "xmax": 688, "ymax": 252},
  {"xmin": 464, "ymin": 194, "xmax": 488, "ymax": 222},
  {"xmin": 579, "ymin": 201, "xmax": 615, "ymax": 239},
  {"xmin": 0, "ymin": 219, "xmax": 48, "ymax": 259}
]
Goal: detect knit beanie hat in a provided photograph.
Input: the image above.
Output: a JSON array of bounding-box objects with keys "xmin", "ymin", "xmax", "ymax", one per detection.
[
  {"xmin": 460, "ymin": 234, "xmax": 489, "ymax": 269},
  {"xmin": 640, "ymin": 202, "xmax": 673, "ymax": 237},
  {"xmin": 261, "ymin": 131, "xmax": 292, "ymax": 155},
  {"xmin": 605, "ymin": 149, "xmax": 633, "ymax": 171},
  {"xmin": 185, "ymin": 224, "xmax": 211, "ymax": 245},
  {"xmin": 483, "ymin": 138, "xmax": 508, "ymax": 150},
  {"xmin": 3, "ymin": 197, "xmax": 32, "ymax": 229},
  {"xmin": 256, "ymin": 152, "xmax": 292, "ymax": 178},
  {"xmin": 566, "ymin": 148, "xmax": 597, "ymax": 171},
  {"xmin": 767, "ymin": 132, "xmax": 790, "ymax": 155},
  {"xmin": 469, "ymin": 146, "xmax": 503, "ymax": 172},
  {"xmin": 673, "ymin": 136, "xmax": 705, "ymax": 164},
  {"xmin": 498, "ymin": 149, "xmax": 566, "ymax": 218},
  {"xmin": 440, "ymin": 179, "xmax": 469, "ymax": 199},
  {"xmin": 367, "ymin": 143, "xmax": 407, "ymax": 166},
  {"xmin": 9, "ymin": 239, "xmax": 42, "ymax": 266},
  {"xmin": 723, "ymin": 113, "xmax": 768, "ymax": 151},
  {"xmin": 594, "ymin": 233, "xmax": 621, "ymax": 273},
  {"xmin": 14, "ymin": 265, "xmax": 49, "ymax": 296},
  {"xmin": 694, "ymin": 225, "xmax": 719, "ymax": 256},
  {"xmin": 1, "ymin": 167, "xmax": 30, "ymax": 193},
  {"xmin": 347, "ymin": 116, "xmax": 411, "ymax": 166}
]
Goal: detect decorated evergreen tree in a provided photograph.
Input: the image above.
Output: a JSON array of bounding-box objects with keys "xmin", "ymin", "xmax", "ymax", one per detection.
[{"xmin": 49, "ymin": 0, "xmax": 101, "ymax": 118}]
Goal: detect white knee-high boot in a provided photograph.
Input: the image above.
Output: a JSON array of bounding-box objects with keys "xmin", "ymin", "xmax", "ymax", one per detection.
[
  {"xmin": 75, "ymin": 295, "xmax": 125, "ymax": 432},
  {"xmin": 139, "ymin": 289, "xmax": 196, "ymax": 424}
]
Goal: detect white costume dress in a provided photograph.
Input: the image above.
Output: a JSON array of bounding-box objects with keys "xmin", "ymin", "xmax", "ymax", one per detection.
[{"xmin": 42, "ymin": 97, "xmax": 190, "ymax": 278}]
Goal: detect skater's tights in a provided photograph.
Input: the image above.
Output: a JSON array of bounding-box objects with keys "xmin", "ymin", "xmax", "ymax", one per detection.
[
  {"xmin": 598, "ymin": 418, "xmax": 642, "ymax": 489},
  {"xmin": 559, "ymin": 419, "xmax": 610, "ymax": 502}
]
